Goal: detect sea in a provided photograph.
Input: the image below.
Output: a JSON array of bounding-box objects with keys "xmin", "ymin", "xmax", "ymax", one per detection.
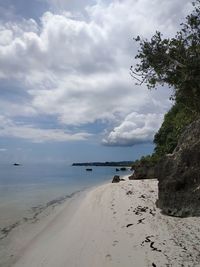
[{"xmin": 0, "ymin": 163, "xmax": 131, "ymax": 229}]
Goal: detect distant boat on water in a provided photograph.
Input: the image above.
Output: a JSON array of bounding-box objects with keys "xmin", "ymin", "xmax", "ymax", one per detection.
[
  {"xmin": 13, "ymin": 163, "xmax": 21, "ymax": 166},
  {"xmin": 86, "ymin": 168, "xmax": 92, "ymax": 171}
]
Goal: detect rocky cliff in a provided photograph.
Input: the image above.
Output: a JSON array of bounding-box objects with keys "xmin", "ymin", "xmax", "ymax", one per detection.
[{"xmin": 156, "ymin": 119, "xmax": 200, "ymax": 217}]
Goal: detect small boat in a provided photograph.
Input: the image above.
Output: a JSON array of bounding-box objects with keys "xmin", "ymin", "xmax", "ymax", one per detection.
[
  {"xmin": 86, "ymin": 168, "xmax": 92, "ymax": 171},
  {"xmin": 13, "ymin": 163, "xmax": 21, "ymax": 166}
]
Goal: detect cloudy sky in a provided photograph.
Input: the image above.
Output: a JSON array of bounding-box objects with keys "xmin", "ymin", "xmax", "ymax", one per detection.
[{"xmin": 0, "ymin": 0, "xmax": 192, "ymax": 163}]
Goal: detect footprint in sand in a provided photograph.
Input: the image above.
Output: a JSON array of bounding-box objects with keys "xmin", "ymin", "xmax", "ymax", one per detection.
[
  {"xmin": 128, "ymin": 233, "xmax": 134, "ymax": 238},
  {"xmin": 112, "ymin": 240, "xmax": 119, "ymax": 247},
  {"xmin": 105, "ymin": 254, "xmax": 112, "ymax": 261}
]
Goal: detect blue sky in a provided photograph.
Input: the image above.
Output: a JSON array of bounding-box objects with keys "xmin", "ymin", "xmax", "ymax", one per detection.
[{"xmin": 0, "ymin": 0, "xmax": 192, "ymax": 163}]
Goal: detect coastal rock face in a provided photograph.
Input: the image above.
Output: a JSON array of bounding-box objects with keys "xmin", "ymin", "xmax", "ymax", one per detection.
[
  {"xmin": 156, "ymin": 119, "xmax": 200, "ymax": 217},
  {"xmin": 129, "ymin": 163, "xmax": 155, "ymax": 180}
]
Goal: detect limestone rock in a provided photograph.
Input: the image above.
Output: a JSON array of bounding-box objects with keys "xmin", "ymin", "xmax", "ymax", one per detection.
[
  {"xmin": 112, "ymin": 175, "xmax": 120, "ymax": 183},
  {"xmin": 156, "ymin": 119, "xmax": 200, "ymax": 217},
  {"xmin": 131, "ymin": 163, "xmax": 155, "ymax": 180},
  {"xmin": 128, "ymin": 174, "xmax": 135, "ymax": 180}
]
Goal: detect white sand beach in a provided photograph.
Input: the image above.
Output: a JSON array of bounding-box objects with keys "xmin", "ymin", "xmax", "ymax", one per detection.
[{"xmin": 5, "ymin": 176, "xmax": 200, "ymax": 267}]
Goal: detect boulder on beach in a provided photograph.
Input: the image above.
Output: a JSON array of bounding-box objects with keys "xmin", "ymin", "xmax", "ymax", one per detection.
[
  {"xmin": 131, "ymin": 163, "xmax": 155, "ymax": 179},
  {"xmin": 112, "ymin": 175, "xmax": 120, "ymax": 183},
  {"xmin": 128, "ymin": 161, "xmax": 155, "ymax": 180},
  {"xmin": 128, "ymin": 174, "xmax": 135, "ymax": 180}
]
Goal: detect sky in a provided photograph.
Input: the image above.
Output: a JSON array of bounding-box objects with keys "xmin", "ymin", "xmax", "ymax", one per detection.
[{"xmin": 0, "ymin": 0, "xmax": 193, "ymax": 164}]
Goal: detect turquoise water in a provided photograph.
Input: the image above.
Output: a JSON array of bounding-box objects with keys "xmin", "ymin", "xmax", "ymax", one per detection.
[{"xmin": 0, "ymin": 163, "xmax": 131, "ymax": 227}]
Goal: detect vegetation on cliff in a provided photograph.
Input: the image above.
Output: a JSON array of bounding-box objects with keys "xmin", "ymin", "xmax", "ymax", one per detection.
[
  {"xmin": 131, "ymin": 0, "xmax": 200, "ymax": 167},
  {"xmin": 153, "ymin": 103, "xmax": 197, "ymax": 158}
]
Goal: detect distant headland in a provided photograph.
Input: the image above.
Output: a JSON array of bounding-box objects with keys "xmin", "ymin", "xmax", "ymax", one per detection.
[{"xmin": 72, "ymin": 161, "xmax": 133, "ymax": 167}]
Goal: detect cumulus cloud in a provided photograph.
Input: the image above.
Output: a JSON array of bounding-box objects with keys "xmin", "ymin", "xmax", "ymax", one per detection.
[
  {"xmin": 0, "ymin": 0, "xmax": 192, "ymax": 143},
  {"xmin": 103, "ymin": 112, "xmax": 164, "ymax": 146},
  {"xmin": 0, "ymin": 115, "xmax": 91, "ymax": 142}
]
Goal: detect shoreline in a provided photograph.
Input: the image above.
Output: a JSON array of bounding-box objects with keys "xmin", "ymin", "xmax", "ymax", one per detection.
[
  {"xmin": 0, "ymin": 186, "xmax": 91, "ymax": 267},
  {"xmin": 1, "ymin": 176, "xmax": 200, "ymax": 267},
  {"xmin": 0, "ymin": 190, "xmax": 83, "ymax": 241},
  {"xmin": 0, "ymin": 172, "xmax": 115, "ymax": 241},
  {"xmin": 0, "ymin": 174, "xmax": 115, "ymax": 267}
]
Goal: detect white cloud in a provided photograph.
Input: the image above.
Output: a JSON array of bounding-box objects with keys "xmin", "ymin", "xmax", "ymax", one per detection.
[
  {"xmin": 0, "ymin": 148, "xmax": 7, "ymax": 152},
  {"xmin": 103, "ymin": 112, "xmax": 164, "ymax": 146},
  {"xmin": 0, "ymin": 115, "xmax": 91, "ymax": 142},
  {"xmin": 0, "ymin": 29, "xmax": 13, "ymax": 45},
  {"xmin": 0, "ymin": 0, "xmax": 192, "ymax": 143},
  {"xmin": 0, "ymin": 99, "xmax": 37, "ymax": 117}
]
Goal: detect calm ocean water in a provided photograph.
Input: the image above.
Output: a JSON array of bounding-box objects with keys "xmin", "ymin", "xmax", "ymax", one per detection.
[{"xmin": 0, "ymin": 163, "xmax": 131, "ymax": 228}]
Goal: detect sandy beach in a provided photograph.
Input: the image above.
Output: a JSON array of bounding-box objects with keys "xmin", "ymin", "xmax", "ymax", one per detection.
[{"xmin": 3, "ymin": 176, "xmax": 200, "ymax": 267}]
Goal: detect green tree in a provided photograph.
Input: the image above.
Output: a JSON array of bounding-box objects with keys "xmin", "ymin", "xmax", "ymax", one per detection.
[
  {"xmin": 131, "ymin": 1, "xmax": 200, "ymax": 165},
  {"xmin": 131, "ymin": 0, "xmax": 200, "ymax": 114}
]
